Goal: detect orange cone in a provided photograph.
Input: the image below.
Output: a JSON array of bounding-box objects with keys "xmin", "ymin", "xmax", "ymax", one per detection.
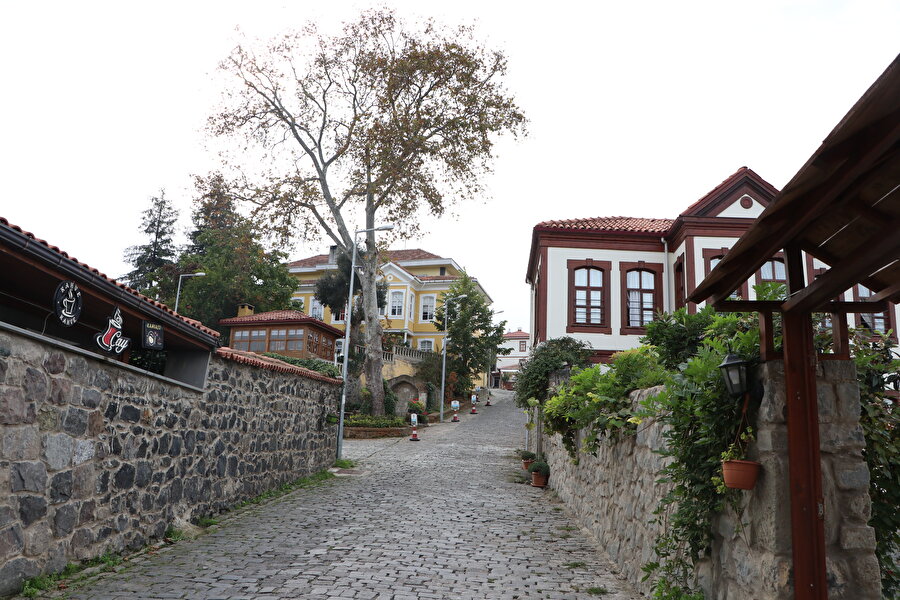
[{"xmin": 409, "ymin": 425, "xmax": 420, "ymax": 441}]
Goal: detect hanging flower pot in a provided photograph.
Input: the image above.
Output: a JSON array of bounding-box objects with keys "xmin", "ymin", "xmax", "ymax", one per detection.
[{"xmin": 722, "ymin": 459, "xmax": 761, "ymax": 490}]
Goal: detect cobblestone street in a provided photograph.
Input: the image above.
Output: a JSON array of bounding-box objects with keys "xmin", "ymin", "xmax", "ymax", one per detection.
[{"xmin": 47, "ymin": 390, "xmax": 640, "ymax": 599}]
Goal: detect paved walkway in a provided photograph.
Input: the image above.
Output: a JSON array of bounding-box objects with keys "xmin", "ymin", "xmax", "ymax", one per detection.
[{"xmin": 42, "ymin": 390, "xmax": 640, "ymax": 599}]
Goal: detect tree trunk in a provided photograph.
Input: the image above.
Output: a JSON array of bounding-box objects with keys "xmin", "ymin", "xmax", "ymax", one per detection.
[{"xmin": 359, "ymin": 252, "xmax": 385, "ymax": 415}]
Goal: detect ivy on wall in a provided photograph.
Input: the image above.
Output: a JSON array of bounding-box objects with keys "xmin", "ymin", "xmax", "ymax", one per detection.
[{"xmin": 538, "ymin": 293, "xmax": 898, "ymax": 598}]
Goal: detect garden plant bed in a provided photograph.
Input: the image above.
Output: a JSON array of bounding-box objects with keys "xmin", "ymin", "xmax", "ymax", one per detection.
[{"xmin": 344, "ymin": 426, "xmax": 411, "ymax": 439}]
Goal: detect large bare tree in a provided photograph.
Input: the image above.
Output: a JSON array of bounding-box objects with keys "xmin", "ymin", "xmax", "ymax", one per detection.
[{"xmin": 209, "ymin": 9, "xmax": 525, "ymax": 414}]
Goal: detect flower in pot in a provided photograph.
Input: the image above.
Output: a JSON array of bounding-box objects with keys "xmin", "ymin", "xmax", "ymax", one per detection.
[
  {"xmin": 520, "ymin": 450, "xmax": 537, "ymax": 471},
  {"xmin": 719, "ymin": 426, "xmax": 761, "ymax": 491},
  {"xmin": 528, "ymin": 460, "xmax": 550, "ymax": 488}
]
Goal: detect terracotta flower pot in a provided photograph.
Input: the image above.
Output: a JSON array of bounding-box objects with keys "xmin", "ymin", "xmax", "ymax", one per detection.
[
  {"xmin": 722, "ymin": 459, "xmax": 761, "ymax": 490},
  {"xmin": 531, "ymin": 471, "xmax": 548, "ymax": 488},
  {"xmin": 522, "ymin": 459, "xmax": 535, "ymax": 471}
]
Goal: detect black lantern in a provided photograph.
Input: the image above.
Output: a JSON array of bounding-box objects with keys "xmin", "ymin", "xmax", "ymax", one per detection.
[{"xmin": 718, "ymin": 353, "xmax": 750, "ymax": 397}]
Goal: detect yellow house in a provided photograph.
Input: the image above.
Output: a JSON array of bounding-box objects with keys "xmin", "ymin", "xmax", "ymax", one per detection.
[{"xmin": 287, "ymin": 247, "xmax": 492, "ymax": 356}]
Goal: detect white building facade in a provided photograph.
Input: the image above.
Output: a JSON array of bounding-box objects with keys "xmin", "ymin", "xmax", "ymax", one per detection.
[{"xmin": 526, "ymin": 168, "xmax": 898, "ymax": 362}]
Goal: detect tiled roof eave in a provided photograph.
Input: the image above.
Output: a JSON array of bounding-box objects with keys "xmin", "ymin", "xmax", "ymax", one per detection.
[
  {"xmin": 215, "ymin": 348, "xmax": 342, "ymax": 385},
  {"xmin": 0, "ymin": 217, "xmax": 220, "ymax": 344}
]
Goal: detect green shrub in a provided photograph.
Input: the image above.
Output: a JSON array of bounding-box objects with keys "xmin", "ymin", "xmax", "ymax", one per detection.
[
  {"xmin": 344, "ymin": 414, "xmax": 406, "ymax": 428},
  {"xmin": 261, "ymin": 352, "xmax": 342, "ymax": 378},
  {"xmin": 528, "ymin": 460, "xmax": 550, "ymax": 476},
  {"xmin": 515, "ymin": 337, "xmax": 592, "ymax": 408},
  {"xmin": 641, "ymin": 306, "xmax": 715, "ymax": 370}
]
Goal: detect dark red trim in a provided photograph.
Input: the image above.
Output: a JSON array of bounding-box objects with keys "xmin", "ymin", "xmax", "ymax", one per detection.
[
  {"xmin": 685, "ymin": 237, "xmax": 697, "ymax": 314},
  {"xmin": 566, "ymin": 259, "xmax": 612, "ymax": 334}
]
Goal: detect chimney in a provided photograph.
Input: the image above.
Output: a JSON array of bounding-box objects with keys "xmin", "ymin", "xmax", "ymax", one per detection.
[
  {"xmin": 237, "ymin": 303, "xmax": 255, "ymax": 317},
  {"xmin": 328, "ymin": 245, "xmax": 338, "ymax": 264}
]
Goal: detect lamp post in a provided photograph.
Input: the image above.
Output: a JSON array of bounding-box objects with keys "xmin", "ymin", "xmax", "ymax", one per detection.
[
  {"xmin": 439, "ymin": 294, "xmax": 467, "ymax": 423},
  {"xmin": 174, "ymin": 272, "xmax": 206, "ymax": 314},
  {"xmin": 336, "ymin": 224, "xmax": 394, "ymax": 460}
]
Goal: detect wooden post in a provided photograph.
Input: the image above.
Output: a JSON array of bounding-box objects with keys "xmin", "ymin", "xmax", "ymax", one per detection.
[{"xmin": 782, "ymin": 244, "xmax": 828, "ymax": 599}]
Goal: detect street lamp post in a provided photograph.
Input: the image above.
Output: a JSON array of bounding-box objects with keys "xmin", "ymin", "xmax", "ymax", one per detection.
[
  {"xmin": 174, "ymin": 272, "xmax": 206, "ymax": 314},
  {"xmin": 336, "ymin": 224, "xmax": 394, "ymax": 460},
  {"xmin": 438, "ymin": 294, "xmax": 467, "ymax": 423}
]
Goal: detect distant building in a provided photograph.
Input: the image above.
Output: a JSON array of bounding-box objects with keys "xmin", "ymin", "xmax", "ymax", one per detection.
[
  {"xmin": 218, "ymin": 305, "xmax": 343, "ymax": 362},
  {"xmin": 527, "ymin": 167, "xmax": 897, "ymax": 362},
  {"xmin": 287, "ymin": 247, "xmax": 491, "ymax": 354},
  {"xmin": 493, "ymin": 328, "xmax": 530, "ymax": 388}
]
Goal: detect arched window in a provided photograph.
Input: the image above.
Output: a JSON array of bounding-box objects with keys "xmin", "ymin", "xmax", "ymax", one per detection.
[
  {"xmin": 759, "ymin": 258, "xmax": 786, "ymax": 283},
  {"xmin": 626, "ymin": 269, "xmax": 655, "ymax": 327},
  {"xmin": 620, "ymin": 262, "xmax": 663, "ymax": 334},
  {"xmin": 567, "ymin": 260, "xmax": 611, "ymax": 333},
  {"xmin": 574, "ymin": 267, "xmax": 604, "ymax": 325}
]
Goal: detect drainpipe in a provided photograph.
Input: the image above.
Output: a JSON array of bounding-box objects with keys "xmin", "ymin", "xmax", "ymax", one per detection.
[{"xmin": 661, "ymin": 237, "xmax": 672, "ymax": 312}]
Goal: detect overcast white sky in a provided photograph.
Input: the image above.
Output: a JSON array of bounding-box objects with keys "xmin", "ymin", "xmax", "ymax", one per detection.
[{"xmin": 1, "ymin": 1, "xmax": 898, "ymax": 333}]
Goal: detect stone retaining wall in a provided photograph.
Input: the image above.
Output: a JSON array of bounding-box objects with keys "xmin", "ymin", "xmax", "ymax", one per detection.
[
  {"xmin": 0, "ymin": 328, "xmax": 340, "ymax": 596},
  {"xmin": 544, "ymin": 360, "xmax": 880, "ymax": 599}
]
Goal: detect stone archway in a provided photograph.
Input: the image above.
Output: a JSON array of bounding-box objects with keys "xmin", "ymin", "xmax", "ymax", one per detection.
[{"xmin": 387, "ymin": 374, "xmax": 425, "ymax": 415}]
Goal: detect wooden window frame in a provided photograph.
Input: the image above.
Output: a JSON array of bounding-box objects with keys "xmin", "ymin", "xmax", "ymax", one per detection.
[
  {"xmin": 519, "ymin": 340, "xmax": 526, "ymax": 352},
  {"xmin": 755, "ymin": 253, "xmax": 787, "ymax": 286},
  {"xmin": 702, "ymin": 248, "xmax": 749, "ymax": 299},
  {"xmin": 673, "ymin": 254, "xmax": 686, "ymax": 309},
  {"xmin": 853, "ymin": 285, "xmax": 897, "ymax": 340},
  {"xmin": 389, "ymin": 290, "xmax": 404, "ymax": 317},
  {"xmin": 619, "ymin": 262, "xmax": 663, "ymax": 335},
  {"xmin": 566, "ymin": 259, "xmax": 611, "ymax": 334}
]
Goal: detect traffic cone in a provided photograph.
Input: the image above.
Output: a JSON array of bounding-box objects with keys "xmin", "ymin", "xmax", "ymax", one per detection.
[
  {"xmin": 409, "ymin": 425, "xmax": 420, "ymax": 441},
  {"xmin": 451, "ymin": 410, "xmax": 460, "ymax": 422},
  {"xmin": 470, "ymin": 403, "xmax": 478, "ymax": 414}
]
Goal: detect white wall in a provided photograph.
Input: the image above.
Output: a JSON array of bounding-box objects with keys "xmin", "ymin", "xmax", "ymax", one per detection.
[{"xmin": 545, "ymin": 246, "xmax": 668, "ymax": 352}]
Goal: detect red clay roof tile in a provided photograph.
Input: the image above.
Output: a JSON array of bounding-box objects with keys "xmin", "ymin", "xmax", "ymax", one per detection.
[
  {"xmin": 215, "ymin": 347, "xmax": 342, "ymax": 384},
  {"xmin": 535, "ymin": 216, "xmax": 674, "ymax": 234},
  {"xmin": 288, "ymin": 248, "xmax": 443, "ymax": 268},
  {"xmin": 218, "ymin": 310, "xmax": 343, "ymax": 336}
]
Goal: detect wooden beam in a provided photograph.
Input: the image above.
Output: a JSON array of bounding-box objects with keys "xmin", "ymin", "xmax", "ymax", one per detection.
[
  {"xmin": 783, "ymin": 219, "xmax": 900, "ymax": 313},
  {"xmin": 871, "ymin": 281, "xmax": 900, "ymax": 303},
  {"xmin": 782, "ymin": 311, "xmax": 828, "ymax": 600},
  {"xmin": 691, "ymin": 121, "xmax": 900, "ymax": 303}
]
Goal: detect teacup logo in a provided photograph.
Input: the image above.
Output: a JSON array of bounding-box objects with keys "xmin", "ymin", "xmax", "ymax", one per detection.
[
  {"xmin": 53, "ymin": 281, "xmax": 82, "ymax": 327},
  {"xmin": 95, "ymin": 307, "xmax": 131, "ymax": 355}
]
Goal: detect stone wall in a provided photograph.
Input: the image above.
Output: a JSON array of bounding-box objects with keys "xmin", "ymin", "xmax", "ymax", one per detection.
[
  {"xmin": 544, "ymin": 360, "xmax": 880, "ymax": 599},
  {"xmin": 0, "ymin": 328, "xmax": 340, "ymax": 596}
]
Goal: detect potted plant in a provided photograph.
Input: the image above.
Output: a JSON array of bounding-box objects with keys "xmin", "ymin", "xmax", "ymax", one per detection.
[
  {"xmin": 520, "ymin": 451, "xmax": 536, "ymax": 471},
  {"xmin": 720, "ymin": 426, "xmax": 761, "ymax": 490},
  {"xmin": 528, "ymin": 460, "xmax": 550, "ymax": 488}
]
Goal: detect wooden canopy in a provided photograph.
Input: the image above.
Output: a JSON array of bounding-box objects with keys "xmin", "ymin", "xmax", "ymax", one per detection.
[{"xmin": 690, "ymin": 54, "xmax": 900, "ymax": 310}]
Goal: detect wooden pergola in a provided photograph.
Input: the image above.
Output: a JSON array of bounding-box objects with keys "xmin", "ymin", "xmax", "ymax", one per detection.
[{"xmin": 690, "ymin": 54, "xmax": 900, "ymax": 600}]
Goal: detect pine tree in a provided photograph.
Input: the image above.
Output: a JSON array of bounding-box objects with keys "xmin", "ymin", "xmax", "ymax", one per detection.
[{"xmin": 122, "ymin": 191, "xmax": 179, "ymax": 296}]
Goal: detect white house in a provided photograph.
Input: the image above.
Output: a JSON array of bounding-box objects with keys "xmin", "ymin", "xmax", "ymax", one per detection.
[
  {"xmin": 526, "ymin": 167, "xmax": 898, "ymax": 362},
  {"xmin": 493, "ymin": 328, "xmax": 530, "ymax": 387}
]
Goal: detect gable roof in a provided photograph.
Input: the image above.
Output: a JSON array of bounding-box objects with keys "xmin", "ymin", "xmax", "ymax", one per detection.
[
  {"xmin": 288, "ymin": 248, "xmax": 443, "ymax": 269},
  {"xmin": 503, "ymin": 330, "xmax": 530, "ymax": 339},
  {"xmin": 215, "ymin": 347, "xmax": 342, "ymax": 384},
  {"xmin": 679, "ymin": 166, "xmax": 778, "ymax": 217}
]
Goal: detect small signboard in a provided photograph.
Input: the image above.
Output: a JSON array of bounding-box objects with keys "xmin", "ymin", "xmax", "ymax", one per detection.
[
  {"xmin": 142, "ymin": 322, "xmax": 164, "ymax": 350},
  {"xmin": 410, "ymin": 413, "xmax": 418, "ymax": 427},
  {"xmin": 471, "ymin": 393, "xmax": 477, "ymax": 404},
  {"xmin": 451, "ymin": 400, "xmax": 460, "ymax": 411},
  {"xmin": 53, "ymin": 281, "xmax": 82, "ymax": 327}
]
